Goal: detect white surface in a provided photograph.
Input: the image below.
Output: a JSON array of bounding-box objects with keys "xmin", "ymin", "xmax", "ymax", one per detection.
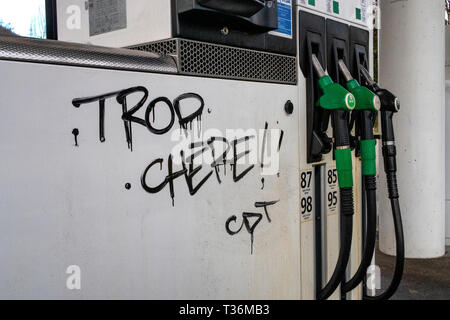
[
  {"xmin": 0, "ymin": 60, "xmax": 301, "ymax": 299},
  {"xmin": 379, "ymin": 0, "xmax": 446, "ymax": 258},
  {"xmin": 57, "ymin": 0, "xmax": 172, "ymax": 47}
]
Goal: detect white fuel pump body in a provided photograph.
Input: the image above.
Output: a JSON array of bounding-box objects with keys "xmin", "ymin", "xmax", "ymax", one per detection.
[
  {"xmin": 296, "ymin": 0, "xmax": 374, "ymax": 300},
  {"xmin": 0, "ymin": 0, "xmax": 375, "ymax": 300},
  {"xmin": 0, "ymin": 59, "xmax": 301, "ymax": 299}
]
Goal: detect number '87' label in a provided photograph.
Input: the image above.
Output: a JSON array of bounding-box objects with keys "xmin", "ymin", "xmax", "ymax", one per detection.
[
  {"xmin": 300, "ymin": 169, "xmax": 314, "ymax": 222},
  {"xmin": 326, "ymin": 166, "xmax": 339, "ymax": 216}
]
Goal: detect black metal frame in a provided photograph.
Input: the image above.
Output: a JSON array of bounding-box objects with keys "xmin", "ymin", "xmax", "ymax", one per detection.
[{"xmin": 45, "ymin": 0, "xmax": 57, "ymax": 40}]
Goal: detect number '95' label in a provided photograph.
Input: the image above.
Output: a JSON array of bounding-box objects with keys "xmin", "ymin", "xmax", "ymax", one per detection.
[{"xmin": 326, "ymin": 166, "xmax": 339, "ymax": 216}]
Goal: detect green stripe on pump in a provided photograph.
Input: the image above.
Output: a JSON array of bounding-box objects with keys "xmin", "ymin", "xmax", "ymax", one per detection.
[
  {"xmin": 360, "ymin": 139, "xmax": 377, "ymax": 176},
  {"xmin": 356, "ymin": 8, "xmax": 362, "ymax": 20},
  {"xmin": 333, "ymin": 1, "xmax": 340, "ymax": 14},
  {"xmin": 335, "ymin": 148, "xmax": 353, "ymax": 188}
]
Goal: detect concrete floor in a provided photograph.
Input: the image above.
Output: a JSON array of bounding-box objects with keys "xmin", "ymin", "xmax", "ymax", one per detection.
[{"xmin": 375, "ymin": 246, "xmax": 450, "ymax": 300}]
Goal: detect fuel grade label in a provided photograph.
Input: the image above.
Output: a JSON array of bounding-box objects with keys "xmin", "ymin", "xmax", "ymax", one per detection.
[
  {"xmin": 326, "ymin": 166, "xmax": 339, "ymax": 216},
  {"xmin": 300, "ymin": 169, "xmax": 314, "ymax": 222}
]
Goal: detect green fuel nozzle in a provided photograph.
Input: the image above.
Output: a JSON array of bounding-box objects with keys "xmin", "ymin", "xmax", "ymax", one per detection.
[
  {"xmin": 312, "ymin": 55, "xmax": 356, "ymax": 300},
  {"xmin": 311, "ymin": 54, "xmax": 354, "ymax": 188},
  {"xmin": 312, "ymin": 55, "xmax": 357, "ymax": 115},
  {"xmin": 338, "ymin": 60, "xmax": 380, "ymax": 113},
  {"xmin": 338, "ymin": 60, "xmax": 379, "ymax": 176}
]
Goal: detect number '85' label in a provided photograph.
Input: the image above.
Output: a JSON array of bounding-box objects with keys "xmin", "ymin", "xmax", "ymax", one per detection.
[
  {"xmin": 300, "ymin": 169, "xmax": 314, "ymax": 222},
  {"xmin": 326, "ymin": 166, "xmax": 339, "ymax": 216}
]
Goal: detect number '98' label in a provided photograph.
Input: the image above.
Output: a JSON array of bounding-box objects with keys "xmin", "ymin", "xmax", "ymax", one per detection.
[{"xmin": 300, "ymin": 169, "xmax": 314, "ymax": 222}]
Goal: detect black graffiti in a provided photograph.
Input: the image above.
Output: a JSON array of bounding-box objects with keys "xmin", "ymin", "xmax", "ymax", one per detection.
[
  {"xmin": 261, "ymin": 123, "xmax": 284, "ymax": 168},
  {"xmin": 141, "ymin": 155, "xmax": 187, "ymax": 207},
  {"xmin": 139, "ymin": 135, "xmax": 256, "ymax": 206},
  {"xmin": 232, "ymin": 136, "xmax": 256, "ymax": 183},
  {"xmin": 145, "ymin": 97, "xmax": 175, "ymax": 135},
  {"xmin": 260, "ymin": 122, "xmax": 268, "ymax": 169},
  {"xmin": 255, "ymin": 200, "xmax": 279, "ymax": 223},
  {"xmin": 208, "ymin": 136, "xmax": 231, "ymax": 184},
  {"xmin": 117, "ymin": 86, "xmax": 148, "ymax": 151},
  {"xmin": 278, "ymin": 130, "xmax": 284, "ymax": 152},
  {"xmin": 174, "ymin": 93, "xmax": 204, "ymax": 132},
  {"xmin": 181, "ymin": 144, "xmax": 213, "ymax": 196},
  {"xmin": 73, "ymin": 89, "xmax": 123, "ymax": 143},
  {"xmin": 72, "ymin": 128, "xmax": 79, "ymax": 147},
  {"xmin": 72, "ymin": 88, "xmax": 285, "ymax": 207},
  {"xmin": 99, "ymin": 99, "xmax": 106, "ymax": 142},
  {"xmin": 226, "ymin": 200, "xmax": 279, "ymax": 254},
  {"xmin": 226, "ymin": 213, "xmax": 262, "ymax": 255},
  {"xmin": 72, "ymin": 87, "xmax": 204, "ymax": 151}
]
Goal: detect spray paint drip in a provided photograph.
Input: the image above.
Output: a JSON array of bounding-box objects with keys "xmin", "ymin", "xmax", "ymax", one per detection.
[{"xmin": 72, "ymin": 128, "xmax": 79, "ymax": 147}]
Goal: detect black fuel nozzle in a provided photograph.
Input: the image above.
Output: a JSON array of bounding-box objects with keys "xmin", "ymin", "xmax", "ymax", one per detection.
[
  {"xmin": 360, "ymin": 65, "xmax": 400, "ymax": 198},
  {"xmin": 358, "ymin": 67, "xmax": 404, "ymax": 302}
]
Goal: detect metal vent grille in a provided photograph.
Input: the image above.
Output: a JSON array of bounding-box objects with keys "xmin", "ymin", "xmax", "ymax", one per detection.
[
  {"xmin": 129, "ymin": 39, "xmax": 297, "ymax": 85},
  {"xmin": 131, "ymin": 39, "xmax": 177, "ymax": 56}
]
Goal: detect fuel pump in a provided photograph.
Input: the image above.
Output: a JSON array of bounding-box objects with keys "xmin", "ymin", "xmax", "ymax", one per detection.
[
  {"xmin": 298, "ymin": 1, "xmax": 380, "ymax": 300},
  {"xmin": 359, "ymin": 66, "xmax": 405, "ymax": 300},
  {"xmin": 311, "ymin": 54, "xmax": 356, "ymax": 300},
  {"xmin": 337, "ymin": 60, "xmax": 380, "ymax": 295}
]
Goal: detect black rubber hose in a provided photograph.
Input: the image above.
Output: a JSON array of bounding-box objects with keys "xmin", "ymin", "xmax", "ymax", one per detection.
[
  {"xmin": 341, "ymin": 175, "xmax": 377, "ymax": 293},
  {"xmin": 317, "ymin": 187, "xmax": 354, "ymax": 300},
  {"xmin": 364, "ymin": 172, "xmax": 405, "ymax": 300}
]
